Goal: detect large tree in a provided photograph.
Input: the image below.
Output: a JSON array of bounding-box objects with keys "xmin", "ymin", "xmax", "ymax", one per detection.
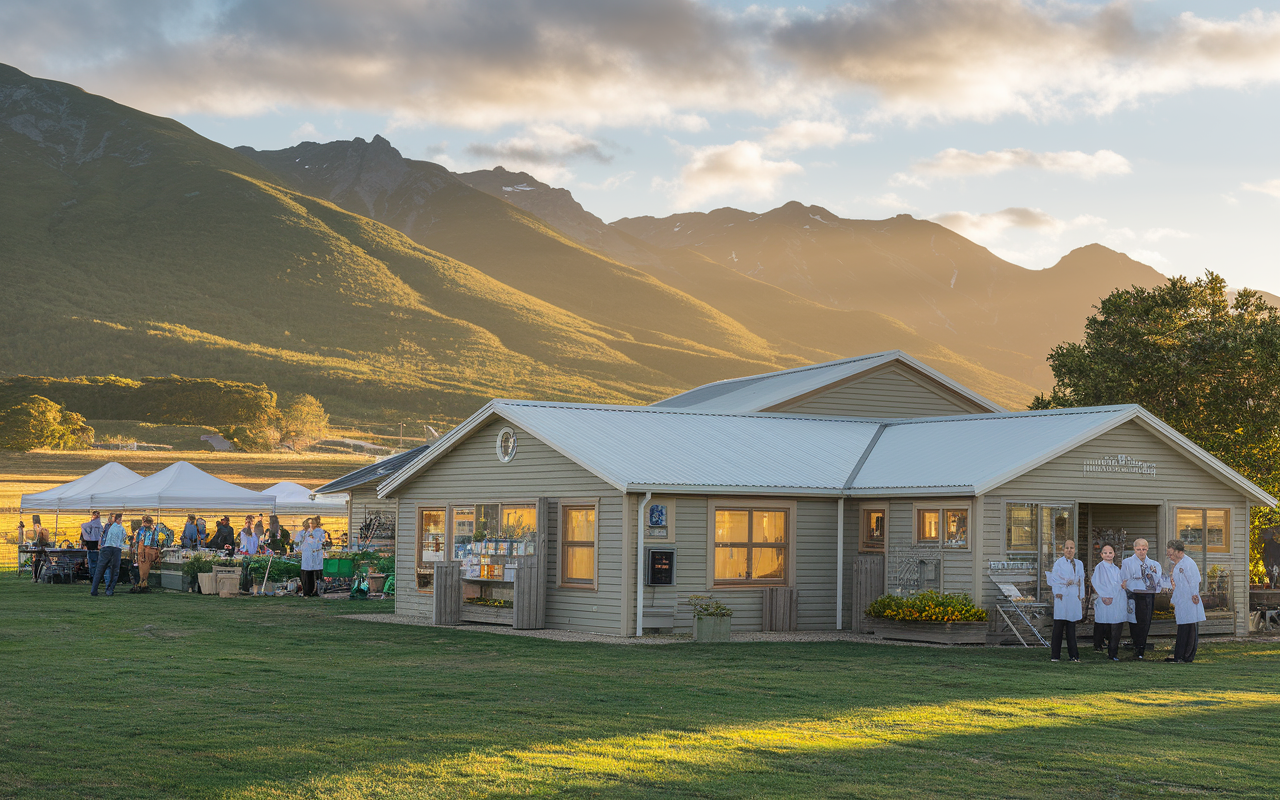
[
  {"xmin": 0, "ymin": 395, "xmax": 94, "ymax": 451},
  {"xmin": 1031, "ymin": 271, "xmax": 1280, "ymax": 578}
]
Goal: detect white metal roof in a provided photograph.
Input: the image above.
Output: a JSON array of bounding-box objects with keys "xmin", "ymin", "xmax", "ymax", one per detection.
[
  {"xmin": 651, "ymin": 350, "xmax": 1005, "ymax": 414},
  {"xmin": 377, "ymin": 401, "xmax": 1277, "ymax": 506},
  {"xmin": 380, "ymin": 401, "xmax": 881, "ymax": 496},
  {"xmin": 849, "ymin": 407, "xmax": 1132, "ymax": 495}
]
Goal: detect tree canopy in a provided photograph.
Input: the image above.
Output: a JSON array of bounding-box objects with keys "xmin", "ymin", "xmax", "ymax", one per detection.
[
  {"xmin": 1031, "ymin": 272, "xmax": 1280, "ymax": 577},
  {"xmin": 0, "ymin": 395, "xmax": 95, "ymax": 451}
]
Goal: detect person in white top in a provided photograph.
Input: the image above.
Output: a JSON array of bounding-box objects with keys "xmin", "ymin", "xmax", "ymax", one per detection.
[
  {"xmin": 237, "ymin": 514, "xmax": 260, "ymax": 555},
  {"xmin": 297, "ymin": 517, "xmax": 326, "ymax": 597},
  {"xmin": 1049, "ymin": 540, "xmax": 1085, "ymax": 662},
  {"xmin": 1119, "ymin": 538, "xmax": 1162, "ymax": 660},
  {"xmin": 1166, "ymin": 540, "xmax": 1205, "ymax": 663},
  {"xmin": 1091, "ymin": 543, "xmax": 1126, "ymax": 661}
]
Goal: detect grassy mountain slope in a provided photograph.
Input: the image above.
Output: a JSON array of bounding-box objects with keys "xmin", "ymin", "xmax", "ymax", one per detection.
[
  {"xmin": 236, "ymin": 138, "xmax": 793, "ymax": 387},
  {"xmin": 611, "ymin": 204, "xmax": 1169, "ymax": 388},
  {"xmin": 2, "ymin": 64, "xmax": 750, "ymax": 424}
]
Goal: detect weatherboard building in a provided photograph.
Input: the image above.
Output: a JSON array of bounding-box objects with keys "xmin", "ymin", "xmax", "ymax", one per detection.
[{"xmin": 345, "ymin": 351, "xmax": 1272, "ymax": 638}]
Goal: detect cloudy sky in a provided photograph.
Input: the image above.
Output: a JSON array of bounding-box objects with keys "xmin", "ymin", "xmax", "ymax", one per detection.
[{"xmin": 5, "ymin": 0, "xmax": 1280, "ymax": 292}]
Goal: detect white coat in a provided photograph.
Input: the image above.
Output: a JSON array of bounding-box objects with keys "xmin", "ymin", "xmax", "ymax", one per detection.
[
  {"xmin": 1091, "ymin": 561, "xmax": 1127, "ymax": 625},
  {"xmin": 297, "ymin": 528, "xmax": 325, "ymax": 572},
  {"xmin": 1050, "ymin": 556, "xmax": 1085, "ymax": 622},
  {"xmin": 1169, "ymin": 555, "xmax": 1207, "ymax": 625}
]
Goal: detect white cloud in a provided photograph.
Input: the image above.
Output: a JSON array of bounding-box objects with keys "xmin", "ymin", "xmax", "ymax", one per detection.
[
  {"xmin": 290, "ymin": 121, "xmax": 320, "ymax": 142},
  {"xmin": 578, "ymin": 171, "xmax": 636, "ymax": 191},
  {"xmin": 889, "ymin": 171, "xmax": 930, "ymax": 189},
  {"xmin": 913, "ymin": 148, "xmax": 1131, "ymax": 179},
  {"xmin": 1243, "ymin": 179, "xmax": 1280, "ymax": 198},
  {"xmin": 869, "ymin": 193, "xmax": 916, "ymax": 211},
  {"xmin": 8, "ymin": 2, "xmax": 1280, "ymax": 128},
  {"xmin": 658, "ymin": 140, "xmax": 802, "ymax": 207},
  {"xmin": 931, "ymin": 207, "xmax": 1102, "ymax": 239},
  {"xmin": 1128, "ymin": 249, "xmax": 1170, "ymax": 266},
  {"xmin": 466, "ymin": 124, "xmax": 611, "ymax": 166},
  {"xmin": 1143, "ymin": 227, "xmax": 1191, "ymax": 242},
  {"xmin": 763, "ymin": 120, "xmax": 870, "ymax": 153}
]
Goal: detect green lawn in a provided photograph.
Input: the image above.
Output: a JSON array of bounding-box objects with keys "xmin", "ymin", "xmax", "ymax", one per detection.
[{"xmin": 2, "ymin": 580, "xmax": 1278, "ymax": 799}]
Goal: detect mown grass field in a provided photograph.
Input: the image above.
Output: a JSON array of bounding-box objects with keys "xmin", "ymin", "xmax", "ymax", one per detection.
[
  {"xmin": 1, "ymin": 579, "xmax": 1278, "ymax": 799},
  {"xmin": 0, "ymin": 450, "xmax": 373, "ymax": 545}
]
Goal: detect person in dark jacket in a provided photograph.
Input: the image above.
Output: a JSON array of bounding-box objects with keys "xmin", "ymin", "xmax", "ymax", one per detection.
[
  {"xmin": 207, "ymin": 516, "xmax": 236, "ymax": 552},
  {"xmin": 181, "ymin": 515, "xmax": 201, "ymax": 550},
  {"xmin": 265, "ymin": 515, "xmax": 291, "ymax": 554}
]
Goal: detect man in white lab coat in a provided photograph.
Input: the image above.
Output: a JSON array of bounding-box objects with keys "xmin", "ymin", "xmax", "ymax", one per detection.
[
  {"xmin": 1120, "ymin": 538, "xmax": 1162, "ymax": 660},
  {"xmin": 1049, "ymin": 540, "xmax": 1085, "ymax": 662},
  {"xmin": 1166, "ymin": 540, "xmax": 1206, "ymax": 663}
]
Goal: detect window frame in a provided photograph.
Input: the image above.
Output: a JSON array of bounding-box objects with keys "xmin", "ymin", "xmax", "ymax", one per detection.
[
  {"xmin": 558, "ymin": 499, "xmax": 600, "ymax": 590},
  {"xmin": 1175, "ymin": 507, "xmax": 1231, "ymax": 554},
  {"xmin": 860, "ymin": 506, "xmax": 886, "ymax": 553},
  {"xmin": 416, "ymin": 505, "xmax": 448, "ymax": 593},
  {"xmin": 443, "ymin": 499, "xmax": 541, "ymax": 562},
  {"xmin": 914, "ymin": 502, "xmax": 971, "ymax": 550},
  {"xmin": 706, "ymin": 498, "xmax": 795, "ymax": 589}
]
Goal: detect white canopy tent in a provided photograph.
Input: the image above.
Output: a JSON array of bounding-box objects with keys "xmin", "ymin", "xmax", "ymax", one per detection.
[
  {"xmin": 89, "ymin": 461, "xmax": 276, "ymax": 512},
  {"xmin": 261, "ymin": 482, "xmax": 348, "ymax": 516},
  {"xmin": 20, "ymin": 462, "xmax": 144, "ymax": 512}
]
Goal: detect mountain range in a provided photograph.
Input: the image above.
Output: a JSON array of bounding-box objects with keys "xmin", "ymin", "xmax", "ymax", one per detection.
[{"xmin": 4, "ymin": 62, "xmax": 1243, "ymax": 427}]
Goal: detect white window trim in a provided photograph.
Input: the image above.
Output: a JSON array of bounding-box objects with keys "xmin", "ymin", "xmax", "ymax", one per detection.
[
  {"xmin": 557, "ymin": 497, "xmax": 600, "ymax": 590},
  {"xmin": 415, "ymin": 503, "xmax": 448, "ymax": 594},
  {"xmin": 705, "ymin": 497, "xmax": 797, "ymax": 590}
]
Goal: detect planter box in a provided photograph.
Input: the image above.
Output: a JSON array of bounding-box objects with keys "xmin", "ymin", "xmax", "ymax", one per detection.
[
  {"xmin": 367, "ymin": 573, "xmax": 388, "ymax": 594},
  {"xmin": 460, "ymin": 603, "xmax": 514, "ymax": 625},
  {"xmin": 196, "ymin": 573, "xmax": 217, "ymax": 595},
  {"xmin": 869, "ymin": 619, "xmax": 988, "ymax": 645},
  {"xmin": 694, "ymin": 616, "xmax": 732, "ymax": 642}
]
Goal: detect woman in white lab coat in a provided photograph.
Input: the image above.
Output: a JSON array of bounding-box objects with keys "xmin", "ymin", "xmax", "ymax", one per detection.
[
  {"xmin": 1166, "ymin": 539, "xmax": 1206, "ymax": 663},
  {"xmin": 1050, "ymin": 539, "xmax": 1085, "ymax": 662},
  {"xmin": 1091, "ymin": 544, "xmax": 1126, "ymax": 661},
  {"xmin": 297, "ymin": 517, "xmax": 325, "ymax": 597}
]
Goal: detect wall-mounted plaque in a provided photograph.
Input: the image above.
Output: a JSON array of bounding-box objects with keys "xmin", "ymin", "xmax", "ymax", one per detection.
[
  {"xmin": 646, "ymin": 526, "xmax": 668, "ymax": 539},
  {"xmin": 648, "ymin": 504, "xmax": 667, "ymax": 527},
  {"xmin": 646, "ymin": 548, "xmax": 675, "ymax": 586}
]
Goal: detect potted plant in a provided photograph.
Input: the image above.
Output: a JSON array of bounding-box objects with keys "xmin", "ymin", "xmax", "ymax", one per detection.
[
  {"xmin": 182, "ymin": 553, "xmax": 216, "ymax": 593},
  {"xmin": 688, "ymin": 595, "xmax": 733, "ymax": 642},
  {"xmin": 865, "ymin": 590, "xmax": 989, "ymax": 645}
]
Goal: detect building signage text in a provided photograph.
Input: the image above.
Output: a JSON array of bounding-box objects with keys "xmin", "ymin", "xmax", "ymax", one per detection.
[{"xmin": 1083, "ymin": 454, "xmax": 1157, "ymax": 476}]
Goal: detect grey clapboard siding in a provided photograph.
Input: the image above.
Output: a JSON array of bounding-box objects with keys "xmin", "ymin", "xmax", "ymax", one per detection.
[
  {"xmin": 389, "ymin": 420, "xmax": 624, "ymax": 633},
  {"xmin": 988, "ymin": 420, "xmax": 1252, "ymax": 634},
  {"xmin": 777, "ymin": 366, "xmax": 986, "ymax": 418}
]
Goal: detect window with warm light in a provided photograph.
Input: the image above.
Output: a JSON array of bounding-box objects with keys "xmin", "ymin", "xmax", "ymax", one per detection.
[
  {"xmin": 713, "ymin": 508, "xmax": 788, "ymax": 586},
  {"xmin": 1176, "ymin": 507, "xmax": 1230, "ymax": 553},
  {"xmin": 560, "ymin": 506, "xmax": 597, "ymax": 587},
  {"xmin": 917, "ymin": 506, "xmax": 968, "ymax": 548},
  {"xmin": 417, "ymin": 508, "xmax": 446, "ymax": 591},
  {"xmin": 861, "ymin": 508, "xmax": 885, "ymax": 553}
]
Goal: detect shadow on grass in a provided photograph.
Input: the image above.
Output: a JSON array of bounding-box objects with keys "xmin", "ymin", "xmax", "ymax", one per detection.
[{"xmin": 2, "ymin": 580, "xmax": 1279, "ymax": 799}]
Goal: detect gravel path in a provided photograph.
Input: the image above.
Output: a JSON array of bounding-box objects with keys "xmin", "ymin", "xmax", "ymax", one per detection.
[{"xmin": 339, "ymin": 613, "xmax": 945, "ymax": 646}]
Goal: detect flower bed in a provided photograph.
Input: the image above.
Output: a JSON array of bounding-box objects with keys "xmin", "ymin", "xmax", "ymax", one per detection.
[{"xmin": 865, "ymin": 590, "xmax": 987, "ymax": 623}]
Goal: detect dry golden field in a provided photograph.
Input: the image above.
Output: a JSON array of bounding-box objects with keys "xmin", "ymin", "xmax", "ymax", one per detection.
[{"xmin": 0, "ymin": 449, "xmax": 373, "ymax": 552}]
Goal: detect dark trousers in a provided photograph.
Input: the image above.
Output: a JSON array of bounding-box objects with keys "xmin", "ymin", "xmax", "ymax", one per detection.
[
  {"xmin": 90, "ymin": 546, "xmax": 122, "ymax": 594},
  {"xmin": 1095, "ymin": 622, "xmax": 1123, "ymax": 658},
  {"xmin": 301, "ymin": 569, "xmax": 321, "ymax": 597},
  {"xmin": 1129, "ymin": 593, "xmax": 1155, "ymax": 656},
  {"xmin": 85, "ymin": 542, "xmax": 100, "ymax": 577},
  {"xmin": 1051, "ymin": 619, "xmax": 1079, "ymax": 660},
  {"xmin": 1174, "ymin": 623, "xmax": 1199, "ymax": 662}
]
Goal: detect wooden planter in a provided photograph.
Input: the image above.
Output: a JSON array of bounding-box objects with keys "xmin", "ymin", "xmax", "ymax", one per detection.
[
  {"xmin": 196, "ymin": 573, "xmax": 217, "ymax": 595},
  {"xmin": 869, "ymin": 619, "xmax": 988, "ymax": 645},
  {"xmin": 367, "ymin": 572, "xmax": 388, "ymax": 594},
  {"xmin": 460, "ymin": 603, "xmax": 514, "ymax": 625},
  {"xmin": 694, "ymin": 616, "xmax": 732, "ymax": 642}
]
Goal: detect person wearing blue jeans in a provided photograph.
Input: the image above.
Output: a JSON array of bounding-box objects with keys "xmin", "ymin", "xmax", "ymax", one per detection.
[
  {"xmin": 90, "ymin": 513, "xmax": 127, "ymax": 596},
  {"xmin": 81, "ymin": 511, "xmax": 103, "ymax": 580}
]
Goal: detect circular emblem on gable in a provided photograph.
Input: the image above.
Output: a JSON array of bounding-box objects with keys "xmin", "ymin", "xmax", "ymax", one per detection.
[{"xmin": 496, "ymin": 426, "xmax": 518, "ymax": 462}]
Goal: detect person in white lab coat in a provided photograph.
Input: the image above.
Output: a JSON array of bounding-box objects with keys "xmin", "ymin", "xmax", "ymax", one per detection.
[
  {"xmin": 1091, "ymin": 543, "xmax": 1126, "ymax": 661},
  {"xmin": 1120, "ymin": 538, "xmax": 1162, "ymax": 660},
  {"xmin": 1166, "ymin": 540, "xmax": 1206, "ymax": 663},
  {"xmin": 1050, "ymin": 540, "xmax": 1085, "ymax": 662},
  {"xmin": 297, "ymin": 517, "xmax": 325, "ymax": 597}
]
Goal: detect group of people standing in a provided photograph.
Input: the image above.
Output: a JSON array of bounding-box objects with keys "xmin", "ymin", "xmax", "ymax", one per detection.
[
  {"xmin": 1049, "ymin": 537, "xmax": 1205, "ymax": 664},
  {"xmin": 71, "ymin": 510, "xmax": 330, "ymax": 597}
]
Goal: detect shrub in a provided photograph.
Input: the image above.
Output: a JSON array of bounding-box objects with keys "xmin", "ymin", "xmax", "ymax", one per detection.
[
  {"xmin": 0, "ymin": 395, "xmax": 94, "ymax": 451},
  {"xmin": 687, "ymin": 595, "xmax": 733, "ymax": 618},
  {"xmin": 865, "ymin": 590, "xmax": 987, "ymax": 623}
]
